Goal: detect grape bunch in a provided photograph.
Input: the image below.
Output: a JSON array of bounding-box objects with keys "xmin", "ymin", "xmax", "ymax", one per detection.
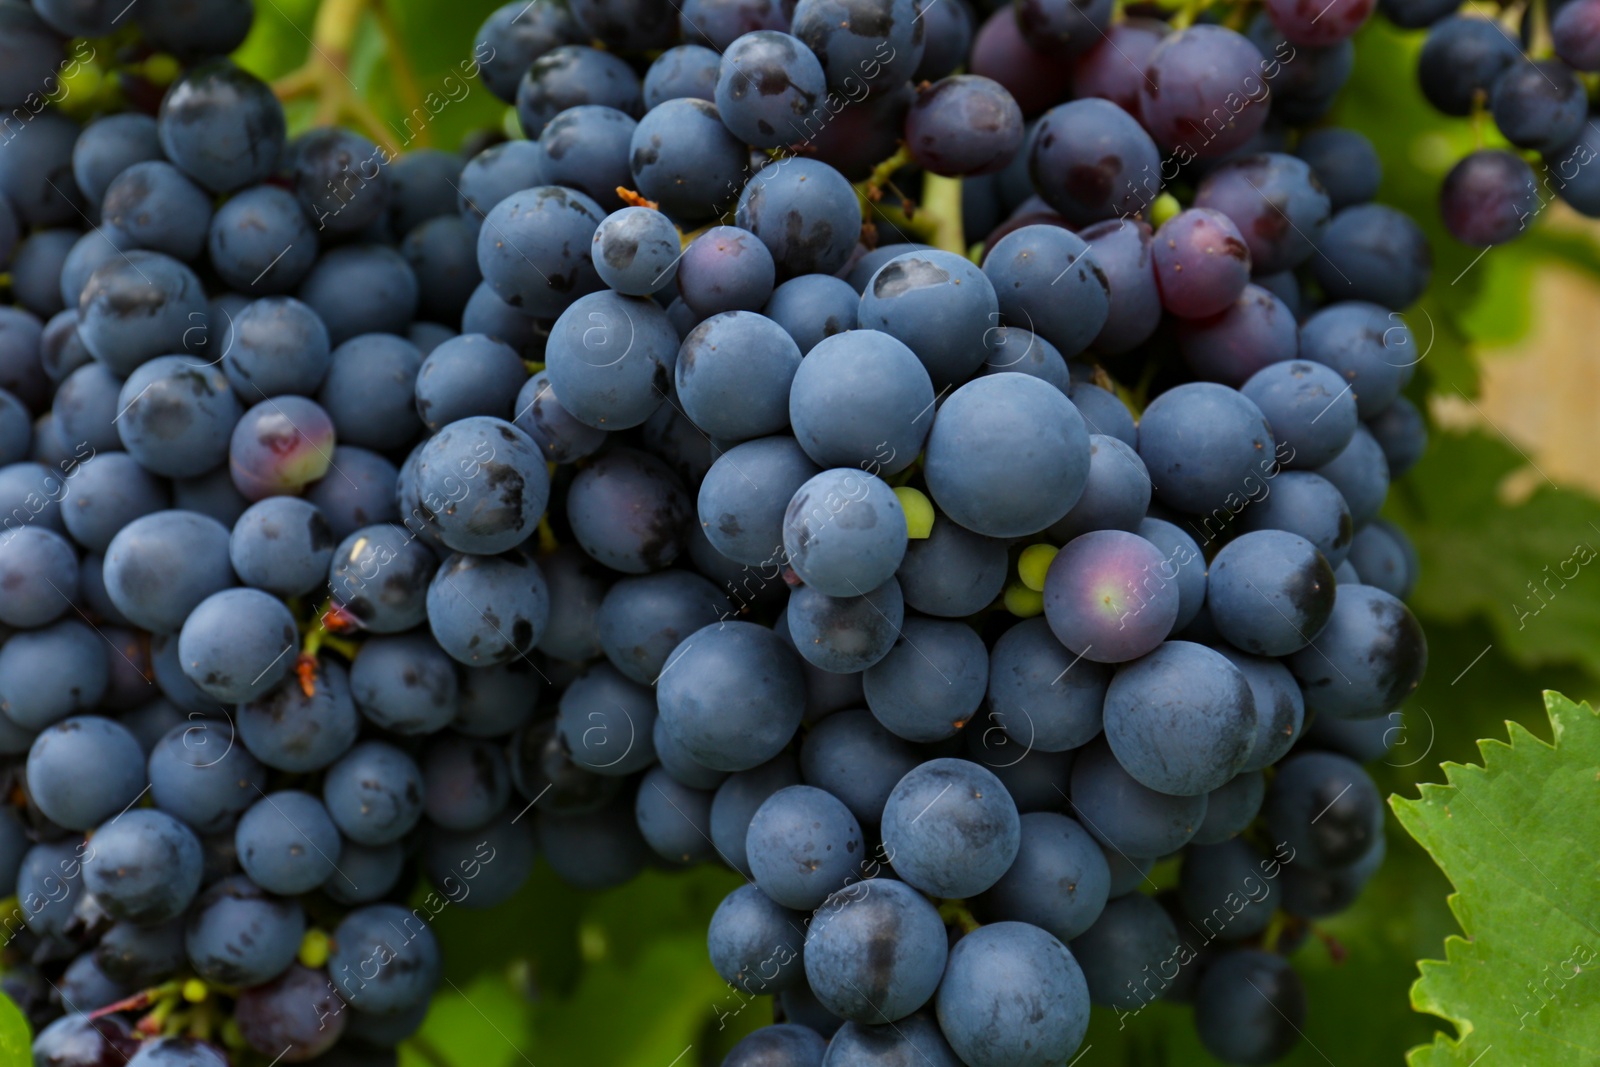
[
  {"xmin": 0, "ymin": 0, "xmax": 1432, "ymax": 1061},
  {"xmin": 1392, "ymin": 0, "xmax": 1600, "ymax": 245}
]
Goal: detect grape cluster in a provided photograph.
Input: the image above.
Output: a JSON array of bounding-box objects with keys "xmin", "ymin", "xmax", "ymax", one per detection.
[
  {"xmin": 1396, "ymin": 0, "xmax": 1600, "ymax": 245},
  {"xmin": 0, "ymin": 0, "xmax": 1432, "ymax": 1062}
]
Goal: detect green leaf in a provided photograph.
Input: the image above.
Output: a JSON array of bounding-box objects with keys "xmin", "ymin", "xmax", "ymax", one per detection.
[
  {"xmin": 1393, "ymin": 692, "xmax": 1600, "ymax": 1066},
  {"xmin": 0, "ymin": 991, "xmax": 30, "ymax": 1062},
  {"xmin": 1387, "ymin": 428, "xmax": 1600, "ymax": 678}
]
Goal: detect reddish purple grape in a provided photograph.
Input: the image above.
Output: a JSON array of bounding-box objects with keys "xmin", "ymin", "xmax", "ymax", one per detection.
[
  {"xmin": 235, "ymin": 964, "xmax": 349, "ymax": 1062},
  {"xmin": 1015, "ymin": 0, "xmax": 1114, "ymax": 57},
  {"xmin": 1152, "ymin": 207, "xmax": 1252, "ymax": 318},
  {"xmin": 31, "ymin": 1014, "xmax": 138, "ymax": 1067},
  {"xmin": 970, "ymin": 6, "xmax": 1075, "ymax": 116},
  {"xmin": 1070, "ymin": 19, "xmax": 1168, "ymax": 117},
  {"xmin": 905, "ymin": 75, "xmax": 1025, "ymax": 177},
  {"xmin": 1042, "ymin": 529, "xmax": 1180, "ymax": 663},
  {"xmin": 1439, "ymin": 149, "xmax": 1540, "ymax": 247},
  {"xmin": 229, "ymin": 396, "xmax": 337, "ymax": 501},
  {"xmin": 1264, "ymin": 0, "xmax": 1374, "ymax": 46},
  {"xmin": 1554, "ymin": 0, "xmax": 1600, "ymax": 71},
  {"xmin": 1178, "ymin": 283, "xmax": 1297, "ymax": 386},
  {"xmin": 1138, "ymin": 25, "xmax": 1271, "ymax": 159},
  {"xmin": 1193, "ymin": 153, "xmax": 1331, "ymax": 273}
]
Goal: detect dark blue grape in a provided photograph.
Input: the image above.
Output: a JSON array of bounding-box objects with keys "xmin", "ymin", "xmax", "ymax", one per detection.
[
  {"xmin": 676, "ymin": 225, "xmax": 776, "ymax": 317},
  {"xmin": 0, "ymin": 111, "xmax": 81, "ymax": 228},
  {"xmin": 697, "ymin": 435, "xmax": 819, "ymax": 567},
  {"xmin": 896, "ymin": 514, "xmax": 1007, "ymax": 618},
  {"xmin": 798, "ymin": 708, "xmax": 918, "ymax": 826},
  {"xmin": 982, "ymin": 225, "xmax": 1109, "ymax": 356},
  {"xmin": 51, "ymin": 361, "xmax": 121, "ymax": 457},
  {"xmin": 747, "ymin": 784, "xmax": 864, "ymax": 908},
  {"xmin": 1289, "ymin": 582, "xmax": 1426, "ymax": 720},
  {"xmin": 1440, "ymin": 148, "xmax": 1540, "ymax": 246},
  {"xmin": 0, "ymin": 458, "xmax": 68, "ymax": 535},
  {"xmin": 1347, "ymin": 519, "xmax": 1416, "ymax": 597},
  {"xmin": 1191, "ymin": 768, "xmax": 1266, "ymax": 844},
  {"xmin": 987, "ymin": 616, "xmax": 1108, "ymax": 752},
  {"xmin": 0, "ymin": 526, "xmax": 75, "ymax": 627},
  {"xmin": 1491, "ymin": 59, "xmax": 1587, "ymax": 152},
  {"xmin": 859, "ymin": 250, "xmax": 998, "ymax": 387},
  {"xmin": 924, "ymin": 372, "xmax": 1091, "ymax": 538},
  {"xmin": 414, "ymin": 334, "xmax": 525, "ymax": 433},
  {"xmin": 678, "ymin": 311, "xmax": 801, "ymax": 439},
  {"xmin": 222, "ymin": 295, "xmax": 332, "ymax": 399},
  {"xmin": 82, "ymin": 808, "xmax": 202, "ymax": 924},
  {"xmin": 350, "ymin": 632, "xmax": 460, "ymax": 735},
  {"xmin": 233, "ymin": 963, "xmax": 348, "ymax": 1062},
  {"xmin": 61, "ymin": 231, "xmax": 135, "ymax": 315},
  {"xmin": 78, "ymin": 252, "xmax": 207, "ymax": 377},
  {"xmin": 235, "ymin": 789, "xmax": 342, "ymax": 894},
  {"xmin": 517, "ymin": 44, "xmax": 644, "ymax": 134},
  {"xmin": 556, "ymin": 662, "xmax": 659, "ymax": 776},
  {"xmin": 1194, "ymin": 950, "xmax": 1306, "ymax": 1064},
  {"xmin": 387, "ymin": 148, "xmax": 465, "ymax": 234},
  {"xmin": 1068, "ymin": 889, "xmax": 1182, "ymax": 1009},
  {"xmin": 40, "ymin": 309, "xmax": 91, "ymax": 386},
  {"xmin": 791, "ymin": 0, "xmax": 923, "ymax": 90},
  {"xmin": 715, "ymin": 31, "xmax": 826, "ymax": 148},
  {"xmin": 906, "ymin": 75, "xmax": 1023, "ymax": 177},
  {"xmin": 293, "ymin": 127, "xmax": 391, "ymax": 236},
  {"xmin": 427, "ymin": 549, "xmax": 549, "ymax": 666},
  {"xmin": 1, "ymin": 621, "xmax": 110, "ymax": 729},
  {"xmin": 657, "ymin": 621, "xmax": 804, "ymax": 771},
  {"xmin": 536, "ymin": 795, "xmax": 652, "ymax": 888},
  {"xmin": 539, "ymin": 104, "xmax": 638, "ymax": 213},
  {"xmin": 592, "ymin": 206, "xmax": 682, "ymax": 296},
  {"xmin": 567, "ymin": 447, "xmax": 690, "ymax": 572},
  {"xmin": 713, "ymin": 760, "xmax": 804, "ymax": 873},
  {"xmin": 27, "ymin": 715, "xmax": 143, "ymax": 829},
  {"xmin": 1068, "ymin": 738, "xmax": 1206, "ymax": 856},
  {"xmin": 0, "ymin": 3, "xmax": 66, "ymax": 111},
  {"xmin": 176, "ymin": 588, "xmax": 297, "ymax": 703},
  {"xmin": 326, "ymin": 522, "xmax": 437, "ymax": 634},
  {"xmin": 1419, "ymin": 15, "xmax": 1522, "ymax": 116},
  {"xmin": 478, "ymin": 183, "xmax": 611, "ymax": 320},
  {"xmin": 644, "ymin": 43, "xmax": 722, "ymax": 105},
  {"xmin": 862, "ymin": 618, "xmax": 987, "ymax": 742},
  {"xmin": 725, "ymin": 1024, "xmax": 826, "ymax": 1066},
  {"xmin": 512, "ymin": 370, "xmax": 608, "ymax": 465},
  {"xmin": 785, "ymin": 578, "xmax": 904, "ymax": 673},
  {"xmin": 1048, "ymin": 434, "xmax": 1152, "ymax": 540},
  {"xmin": 318, "ymin": 333, "xmax": 423, "ymax": 451},
  {"xmin": 596, "ymin": 569, "xmax": 727, "ymax": 683},
  {"xmin": 148, "ymin": 720, "xmax": 266, "ymax": 833},
  {"xmin": 1233, "ymin": 469, "xmax": 1353, "ymax": 565},
  {"xmin": 476, "ymin": 0, "xmax": 587, "ymax": 103},
  {"xmin": 975, "ymin": 811, "xmax": 1109, "ymax": 940},
  {"xmin": 805, "ymin": 878, "xmax": 946, "ymax": 1022},
  {"xmin": 328, "ymin": 904, "xmax": 442, "ymax": 1014},
  {"xmin": 1294, "ymin": 126, "xmax": 1381, "ymax": 210},
  {"xmin": 1208, "ymin": 529, "xmax": 1336, "ymax": 655},
  {"xmin": 983, "ymin": 326, "xmax": 1071, "ymax": 392},
  {"xmin": 534, "ymin": 545, "xmax": 611, "ymax": 660},
  {"xmin": 454, "ymin": 659, "xmax": 539, "ymax": 739},
  {"xmin": 1215, "ymin": 647, "xmax": 1304, "ymax": 773},
  {"xmin": 158, "ymin": 61, "xmax": 285, "ymax": 193},
  {"xmin": 735, "ymin": 157, "xmax": 860, "ymax": 278},
  {"xmin": 937, "ymin": 922, "xmax": 1088, "ymax": 1067},
  {"xmin": 401, "ymin": 215, "xmax": 482, "ymax": 324},
  {"xmin": 101, "ymin": 161, "xmax": 212, "ymax": 262},
  {"xmin": 783, "ymin": 468, "xmax": 907, "ymax": 596},
  {"xmin": 1137, "ymin": 382, "xmax": 1275, "ymax": 516},
  {"xmin": 422, "ymin": 813, "xmax": 534, "ymax": 909},
  {"xmin": 298, "ymin": 244, "xmax": 419, "ymax": 344},
  {"xmin": 1241, "ymin": 358, "xmax": 1357, "ymax": 470},
  {"xmin": 1029, "ymin": 98, "xmax": 1159, "ymax": 224},
  {"xmin": 1178, "ymin": 836, "xmax": 1279, "ymax": 940},
  {"xmin": 1315, "ymin": 423, "xmax": 1390, "ymax": 525},
  {"xmin": 629, "ymin": 98, "xmax": 750, "ymax": 223},
  {"xmin": 238, "ymin": 657, "xmax": 359, "ymax": 772},
  {"xmin": 708, "ymin": 882, "xmax": 808, "ymax": 993},
  {"xmin": 1366, "ymin": 395, "xmax": 1427, "ymax": 479},
  {"xmin": 634, "ymin": 764, "xmax": 715, "ymax": 863},
  {"xmin": 763, "ymin": 275, "xmax": 857, "ymax": 356},
  {"xmin": 418, "ymin": 732, "xmax": 511, "ymax": 831},
  {"xmin": 15, "ymin": 838, "xmax": 87, "ymax": 942},
  {"xmin": 95, "ymin": 916, "xmax": 187, "ymax": 987},
  {"xmin": 229, "ymin": 497, "xmax": 334, "ymax": 598},
  {"xmin": 10, "ymin": 230, "xmax": 76, "ymax": 319},
  {"xmin": 124, "ymin": 1037, "xmax": 231, "ymax": 1067},
  {"xmin": 457, "ymin": 140, "xmax": 548, "ymax": 223},
  {"xmin": 882, "ymin": 757, "xmax": 1019, "ymax": 896},
  {"xmin": 323, "ymin": 739, "xmax": 425, "ymax": 846},
  {"xmin": 186, "ymin": 874, "xmax": 305, "ymax": 986},
  {"xmin": 1310, "ymin": 203, "xmax": 1432, "ymax": 309},
  {"xmin": 136, "ymin": 0, "xmax": 253, "ymax": 60},
  {"xmin": 412, "ymin": 416, "xmax": 548, "ymax": 554},
  {"xmin": 1265, "ymin": 749, "xmax": 1383, "ymax": 871},
  {"xmin": 113, "ymin": 358, "xmax": 238, "ymax": 480}
]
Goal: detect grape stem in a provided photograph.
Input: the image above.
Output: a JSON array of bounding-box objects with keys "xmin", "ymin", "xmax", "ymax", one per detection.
[
  {"xmin": 921, "ymin": 172, "xmax": 966, "ymax": 255},
  {"xmin": 269, "ymin": 0, "xmax": 409, "ymax": 154}
]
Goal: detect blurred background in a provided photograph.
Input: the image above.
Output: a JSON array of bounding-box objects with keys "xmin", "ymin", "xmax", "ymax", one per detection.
[{"xmin": 129, "ymin": 2, "xmax": 1600, "ymax": 1062}]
